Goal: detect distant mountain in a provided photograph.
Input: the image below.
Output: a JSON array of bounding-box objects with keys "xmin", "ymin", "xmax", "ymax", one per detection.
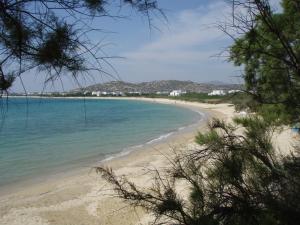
[
  {"xmin": 206, "ymin": 80, "xmax": 230, "ymax": 85},
  {"xmin": 72, "ymin": 80, "xmax": 243, "ymax": 93}
]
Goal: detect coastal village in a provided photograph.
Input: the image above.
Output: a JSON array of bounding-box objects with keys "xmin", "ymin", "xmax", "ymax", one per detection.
[
  {"xmin": 18, "ymin": 88, "xmax": 241, "ymax": 97},
  {"xmin": 89, "ymin": 89, "xmax": 241, "ymax": 97},
  {"xmin": 12, "ymin": 80, "xmax": 242, "ymax": 97}
]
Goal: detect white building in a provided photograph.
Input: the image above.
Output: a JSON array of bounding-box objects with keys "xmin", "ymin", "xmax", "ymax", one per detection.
[
  {"xmin": 91, "ymin": 91, "xmax": 101, "ymax": 96},
  {"xmin": 208, "ymin": 90, "xmax": 226, "ymax": 96},
  {"xmin": 109, "ymin": 91, "xmax": 125, "ymax": 96},
  {"xmin": 228, "ymin": 90, "xmax": 241, "ymax": 94},
  {"xmin": 128, "ymin": 91, "xmax": 142, "ymax": 95},
  {"xmin": 169, "ymin": 90, "xmax": 186, "ymax": 97},
  {"xmin": 156, "ymin": 91, "xmax": 169, "ymax": 95}
]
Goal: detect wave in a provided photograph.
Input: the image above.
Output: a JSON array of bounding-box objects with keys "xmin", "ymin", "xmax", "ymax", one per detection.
[
  {"xmin": 100, "ymin": 112, "xmax": 206, "ymax": 163},
  {"xmin": 146, "ymin": 132, "xmax": 174, "ymax": 144}
]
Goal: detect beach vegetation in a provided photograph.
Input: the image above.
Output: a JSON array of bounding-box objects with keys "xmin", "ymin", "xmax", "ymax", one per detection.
[
  {"xmin": 166, "ymin": 93, "xmax": 228, "ymax": 104},
  {"xmin": 144, "ymin": 92, "xmax": 228, "ymax": 104},
  {"xmin": 98, "ymin": 116, "xmax": 300, "ymax": 225}
]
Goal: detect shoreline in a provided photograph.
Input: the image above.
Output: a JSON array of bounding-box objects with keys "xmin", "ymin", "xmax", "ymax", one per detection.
[
  {"xmin": 0, "ymin": 99, "xmax": 236, "ymax": 225},
  {"xmin": 0, "ymin": 97, "xmax": 206, "ymax": 196}
]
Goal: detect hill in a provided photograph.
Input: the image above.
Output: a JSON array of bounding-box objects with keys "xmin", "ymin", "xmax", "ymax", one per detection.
[{"xmin": 72, "ymin": 80, "xmax": 242, "ymax": 94}]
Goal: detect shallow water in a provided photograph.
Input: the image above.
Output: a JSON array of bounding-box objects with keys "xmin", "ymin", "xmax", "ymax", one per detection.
[{"xmin": 0, "ymin": 98, "xmax": 200, "ymax": 188}]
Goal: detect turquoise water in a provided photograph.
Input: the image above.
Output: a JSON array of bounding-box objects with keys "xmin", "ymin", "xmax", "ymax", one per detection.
[{"xmin": 0, "ymin": 98, "xmax": 200, "ymax": 188}]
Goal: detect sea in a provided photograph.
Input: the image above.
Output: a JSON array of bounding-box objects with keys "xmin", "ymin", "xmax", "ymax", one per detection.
[{"xmin": 0, "ymin": 97, "xmax": 201, "ymax": 189}]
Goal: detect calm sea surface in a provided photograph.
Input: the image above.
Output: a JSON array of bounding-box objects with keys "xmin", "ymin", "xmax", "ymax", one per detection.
[{"xmin": 0, "ymin": 98, "xmax": 200, "ymax": 188}]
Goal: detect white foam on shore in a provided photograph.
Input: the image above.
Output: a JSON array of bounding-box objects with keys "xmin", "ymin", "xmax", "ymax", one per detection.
[
  {"xmin": 146, "ymin": 132, "xmax": 174, "ymax": 144},
  {"xmin": 100, "ymin": 131, "xmax": 174, "ymax": 162}
]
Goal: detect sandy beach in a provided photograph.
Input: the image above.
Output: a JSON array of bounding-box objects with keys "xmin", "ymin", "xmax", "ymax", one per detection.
[{"xmin": 0, "ymin": 98, "xmax": 295, "ymax": 225}]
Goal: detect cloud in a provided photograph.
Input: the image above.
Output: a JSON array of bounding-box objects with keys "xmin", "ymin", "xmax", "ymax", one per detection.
[
  {"xmin": 122, "ymin": 1, "xmax": 231, "ymax": 64},
  {"xmin": 116, "ymin": 0, "xmax": 240, "ymax": 83}
]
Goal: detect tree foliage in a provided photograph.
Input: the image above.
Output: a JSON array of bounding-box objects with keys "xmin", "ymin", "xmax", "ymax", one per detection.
[
  {"xmin": 229, "ymin": 0, "xmax": 300, "ymax": 123},
  {"xmin": 0, "ymin": 0, "xmax": 160, "ymax": 95}
]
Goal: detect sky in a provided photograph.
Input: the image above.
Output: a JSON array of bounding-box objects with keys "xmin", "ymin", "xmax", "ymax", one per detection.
[{"xmin": 11, "ymin": 0, "xmax": 280, "ymax": 92}]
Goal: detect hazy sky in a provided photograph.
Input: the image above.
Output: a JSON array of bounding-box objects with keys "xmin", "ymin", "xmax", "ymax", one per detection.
[{"xmin": 11, "ymin": 0, "xmax": 280, "ymax": 92}]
